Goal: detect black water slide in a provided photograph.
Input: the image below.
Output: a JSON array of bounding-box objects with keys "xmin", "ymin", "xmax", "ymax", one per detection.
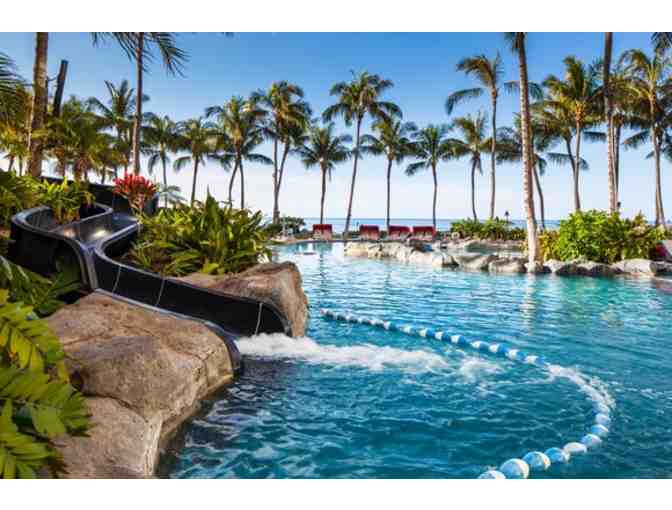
[{"xmin": 8, "ymin": 183, "xmax": 291, "ymax": 373}]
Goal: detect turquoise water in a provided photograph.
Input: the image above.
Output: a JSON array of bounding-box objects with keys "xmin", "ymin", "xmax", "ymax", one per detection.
[{"xmin": 163, "ymin": 243, "xmax": 672, "ymax": 478}]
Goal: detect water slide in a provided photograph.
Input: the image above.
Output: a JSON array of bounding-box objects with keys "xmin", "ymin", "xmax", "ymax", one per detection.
[{"xmin": 8, "ymin": 183, "xmax": 291, "ymax": 373}]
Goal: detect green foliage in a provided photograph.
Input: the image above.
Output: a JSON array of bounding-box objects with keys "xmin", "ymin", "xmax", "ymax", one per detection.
[
  {"xmin": 34, "ymin": 179, "xmax": 93, "ymax": 224},
  {"xmin": 0, "ymin": 289, "xmax": 90, "ymax": 478},
  {"xmin": 265, "ymin": 216, "xmax": 306, "ymax": 237},
  {"xmin": 538, "ymin": 210, "xmax": 664, "ymax": 263},
  {"xmin": 128, "ymin": 194, "xmax": 272, "ymax": 276},
  {"xmin": 0, "ymin": 172, "xmax": 37, "ymax": 228},
  {"xmin": 450, "ymin": 218, "xmax": 525, "ymax": 241}
]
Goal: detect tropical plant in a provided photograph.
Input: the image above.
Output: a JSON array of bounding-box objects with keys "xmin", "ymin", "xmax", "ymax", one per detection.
[
  {"xmin": 445, "ymin": 53, "xmax": 520, "ymax": 220},
  {"xmin": 448, "ymin": 113, "xmax": 492, "ymax": 221},
  {"xmin": 34, "ymin": 179, "xmax": 93, "ymax": 224},
  {"xmin": 0, "ymin": 172, "xmax": 37, "ymax": 228},
  {"xmin": 143, "ymin": 114, "xmax": 180, "ymax": 207},
  {"xmin": 0, "ymin": 52, "xmax": 25, "ymax": 124},
  {"xmin": 296, "ymin": 122, "xmax": 351, "ymax": 224},
  {"xmin": 128, "ymin": 194, "xmax": 271, "ymax": 276},
  {"xmin": 323, "ymin": 71, "xmax": 401, "ymax": 239},
  {"xmin": 620, "ymin": 48, "xmax": 672, "ymax": 226},
  {"xmin": 505, "ymin": 32, "xmax": 539, "ymax": 267},
  {"xmin": 542, "ymin": 56, "xmax": 604, "ymax": 212},
  {"xmin": 360, "ymin": 118, "xmax": 416, "ymax": 231},
  {"xmin": 254, "ymin": 81, "xmax": 312, "ymax": 222},
  {"xmin": 206, "ymin": 96, "xmax": 270, "ymax": 208},
  {"xmin": 156, "ymin": 183, "xmax": 186, "ymax": 207},
  {"xmin": 449, "ymin": 218, "xmax": 525, "ymax": 241},
  {"xmin": 405, "ymin": 124, "xmax": 453, "ymax": 229},
  {"xmin": 113, "ymin": 174, "xmax": 157, "ymax": 213},
  {"xmin": 538, "ymin": 210, "xmax": 664, "ymax": 263}
]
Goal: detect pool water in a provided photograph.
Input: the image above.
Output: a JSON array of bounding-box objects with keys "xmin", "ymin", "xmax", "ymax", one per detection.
[{"xmin": 163, "ymin": 243, "xmax": 672, "ymax": 478}]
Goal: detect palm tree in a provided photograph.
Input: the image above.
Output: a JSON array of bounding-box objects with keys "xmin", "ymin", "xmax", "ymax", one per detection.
[
  {"xmin": 173, "ymin": 118, "xmax": 223, "ymax": 205},
  {"xmin": 296, "ymin": 122, "xmax": 352, "ymax": 224},
  {"xmin": 542, "ymin": 56, "xmax": 603, "ymax": 213},
  {"xmin": 206, "ymin": 96, "xmax": 270, "ymax": 208},
  {"xmin": 323, "ymin": 71, "xmax": 401, "ymax": 239},
  {"xmin": 449, "ymin": 113, "xmax": 491, "ymax": 221},
  {"xmin": 26, "ymin": 33, "xmax": 49, "ymax": 178},
  {"xmin": 0, "ymin": 52, "xmax": 25, "ymax": 125},
  {"xmin": 505, "ymin": 32, "xmax": 538, "ymax": 268},
  {"xmin": 652, "ymin": 33, "xmax": 672, "ymax": 55},
  {"xmin": 620, "ymin": 49, "xmax": 672, "ymax": 225},
  {"xmin": 445, "ymin": 53, "xmax": 519, "ymax": 220},
  {"xmin": 405, "ymin": 124, "xmax": 453, "ymax": 229},
  {"xmin": 254, "ymin": 81, "xmax": 311, "ymax": 222},
  {"xmin": 143, "ymin": 114, "xmax": 180, "ymax": 208},
  {"xmin": 360, "ymin": 119, "xmax": 416, "ymax": 231},
  {"xmin": 603, "ymin": 33, "xmax": 618, "ymax": 213},
  {"xmin": 93, "ymin": 32, "xmax": 187, "ymax": 175}
]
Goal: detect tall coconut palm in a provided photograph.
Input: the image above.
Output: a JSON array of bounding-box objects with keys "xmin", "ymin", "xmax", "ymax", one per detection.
[
  {"xmin": 543, "ymin": 56, "xmax": 603, "ymax": 213},
  {"xmin": 254, "ymin": 81, "xmax": 312, "ymax": 222},
  {"xmin": 323, "ymin": 71, "xmax": 401, "ymax": 239},
  {"xmin": 206, "ymin": 96, "xmax": 269, "ymax": 208},
  {"xmin": 505, "ymin": 32, "xmax": 538, "ymax": 268},
  {"xmin": 405, "ymin": 124, "xmax": 453, "ymax": 229},
  {"xmin": 360, "ymin": 119, "xmax": 416, "ymax": 231},
  {"xmin": 173, "ymin": 118, "xmax": 224, "ymax": 205},
  {"xmin": 445, "ymin": 53, "xmax": 519, "ymax": 220},
  {"xmin": 603, "ymin": 32, "xmax": 618, "ymax": 213},
  {"xmin": 93, "ymin": 32, "xmax": 187, "ymax": 175},
  {"xmin": 620, "ymin": 49, "xmax": 672, "ymax": 225},
  {"xmin": 652, "ymin": 33, "xmax": 672, "ymax": 55},
  {"xmin": 0, "ymin": 52, "xmax": 25, "ymax": 125},
  {"xmin": 448, "ymin": 113, "xmax": 492, "ymax": 221},
  {"xmin": 144, "ymin": 114, "xmax": 180, "ymax": 208},
  {"xmin": 26, "ymin": 33, "xmax": 49, "ymax": 177},
  {"xmin": 296, "ymin": 122, "xmax": 352, "ymax": 224}
]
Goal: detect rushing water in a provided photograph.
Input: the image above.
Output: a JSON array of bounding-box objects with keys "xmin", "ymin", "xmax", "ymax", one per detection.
[{"xmin": 163, "ymin": 243, "xmax": 672, "ymax": 478}]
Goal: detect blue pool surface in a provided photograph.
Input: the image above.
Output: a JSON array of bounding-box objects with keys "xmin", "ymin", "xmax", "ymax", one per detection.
[{"xmin": 163, "ymin": 243, "xmax": 672, "ymax": 478}]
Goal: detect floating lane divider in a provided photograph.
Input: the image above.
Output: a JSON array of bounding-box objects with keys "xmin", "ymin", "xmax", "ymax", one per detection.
[{"xmin": 320, "ymin": 308, "xmax": 613, "ymax": 479}]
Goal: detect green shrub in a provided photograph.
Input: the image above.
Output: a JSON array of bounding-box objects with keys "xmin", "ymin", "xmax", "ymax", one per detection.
[
  {"xmin": 129, "ymin": 194, "xmax": 272, "ymax": 276},
  {"xmin": 450, "ymin": 218, "xmax": 525, "ymax": 241},
  {"xmin": 538, "ymin": 210, "xmax": 664, "ymax": 263},
  {"xmin": 264, "ymin": 215, "xmax": 306, "ymax": 237},
  {"xmin": 0, "ymin": 288, "xmax": 90, "ymax": 478},
  {"xmin": 0, "ymin": 172, "xmax": 37, "ymax": 228},
  {"xmin": 34, "ymin": 179, "xmax": 93, "ymax": 224}
]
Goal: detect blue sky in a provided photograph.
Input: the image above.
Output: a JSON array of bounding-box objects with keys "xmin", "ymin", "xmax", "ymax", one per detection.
[{"xmin": 0, "ymin": 32, "xmax": 664, "ymax": 220}]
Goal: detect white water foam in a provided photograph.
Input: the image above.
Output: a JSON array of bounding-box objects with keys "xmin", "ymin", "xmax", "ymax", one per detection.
[
  {"xmin": 458, "ymin": 357, "xmax": 503, "ymax": 383},
  {"xmin": 546, "ymin": 364, "xmax": 615, "ymax": 412},
  {"xmin": 237, "ymin": 333, "xmax": 452, "ymax": 374}
]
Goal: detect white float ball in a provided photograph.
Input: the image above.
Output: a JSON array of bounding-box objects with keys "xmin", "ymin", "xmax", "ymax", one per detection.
[
  {"xmin": 545, "ymin": 447, "xmax": 570, "ymax": 464},
  {"xmin": 435, "ymin": 331, "xmax": 444, "ymax": 340},
  {"xmin": 478, "ymin": 470, "xmax": 506, "ymax": 479},
  {"xmin": 590, "ymin": 424, "xmax": 609, "ymax": 437},
  {"xmin": 488, "ymin": 343, "xmax": 501, "ymax": 354},
  {"xmin": 499, "ymin": 459, "xmax": 530, "ymax": 479},
  {"xmin": 563, "ymin": 442, "xmax": 587, "ymax": 456},
  {"xmin": 522, "ymin": 451, "xmax": 551, "ymax": 472},
  {"xmin": 595, "ymin": 413, "xmax": 611, "ymax": 427},
  {"xmin": 581, "ymin": 434, "xmax": 602, "ymax": 449}
]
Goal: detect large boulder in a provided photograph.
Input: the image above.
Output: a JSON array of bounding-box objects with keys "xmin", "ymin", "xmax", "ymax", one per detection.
[
  {"xmin": 455, "ymin": 254, "xmax": 498, "ymax": 271},
  {"xmin": 46, "ymin": 292, "xmax": 236, "ymax": 478},
  {"xmin": 577, "ymin": 261, "xmax": 614, "ymax": 277},
  {"xmin": 611, "ymin": 258, "xmax": 664, "ymax": 277},
  {"xmin": 525, "ymin": 261, "xmax": 549, "ymax": 274},
  {"xmin": 179, "ymin": 262, "xmax": 309, "ymax": 337},
  {"xmin": 488, "ymin": 257, "xmax": 526, "ymax": 274},
  {"xmin": 544, "ymin": 259, "xmax": 578, "ymax": 276}
]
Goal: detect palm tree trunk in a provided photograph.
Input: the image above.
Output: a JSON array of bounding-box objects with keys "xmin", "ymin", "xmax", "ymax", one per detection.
[
  {"xmin": 489, "ymin": 93, "xmax": 497, "ymax": 220},
  {"xmin": 515, "ymin": 33, "xmax": 539, "ymax": 267},
  {"xmin": 573, "ymin": 126, "xmax": 582, "ymax": 213},
  {"xmin": 320, "ymin": 165, "xmax": 327, "ymax": 225},
  {"xmin": 272, "ymin": 139, "xmax": 279, "ymax": 222},
  {"xmin": 18, "ymin": 160, "xmax": 24, "ymax": 177},
  {"xmin": 162, "ymin": 156, "xmax": 168, "ymax": 208},
  {"xmin": 603, "ymin": 32, "xmax": 617, "ymax": 213},
  {"xmin": 471, "ymin": 160, "xmax": 478, "ymax": 221},
  {"xmin": 276, "ymin": 142, "xmax": 290, "ymax": 220},
  {"xmin": 533, "ymin": 163, "xmax": 545, "ymax": 231},
  {"xmin": 7, "ymin": 156, "xmax": 14, "ymax": 173},
  {"xmin": 614, "ymin": 124, "xmax": 621, "ymax": 196},
  {"xmin": 228, "ymin": 159, "xmax": 239, "ymax": 205},
  {"xmin": 27, "ymin": 32, "xmax": 49, "ymax": 178},
  {"xmin": 653, "ymin": 130, "xmax": 665, "ymax": 226},
  {"xmin": 432, "ymin": 163, "xmax": 438, "ymax": 229},
  {"xmin": 343, "ymin": 117, "xmax": 362, "ymax": 240},
  {"xmin": 132, "ymin": 32, "xmax": 144, "ymax": 176},
  {"xmin": 240, "ymin": 159, "xmax": 245, "ymax": 209},
  {"xmin": 386, "ymin": 158, "xmax": 393, "ymax": 232},
  {"xmin": 190, "ymin": 159, "xmax": 199, "ymax": 205}
]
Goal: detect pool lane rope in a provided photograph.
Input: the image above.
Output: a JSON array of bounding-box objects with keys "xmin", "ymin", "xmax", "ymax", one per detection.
[{"xmin": 320, "ymin": 308, "xmax": 613, "ymax": 480}]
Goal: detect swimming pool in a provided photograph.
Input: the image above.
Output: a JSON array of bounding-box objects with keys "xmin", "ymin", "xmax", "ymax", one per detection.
[{"xmin": 162, "ymin": 243, "xmax": 672, "ymax": 478}]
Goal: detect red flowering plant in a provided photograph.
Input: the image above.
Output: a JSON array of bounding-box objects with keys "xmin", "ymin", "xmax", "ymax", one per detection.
[{"xmin": 113, "ymin": 174, "xmax": 157, "ymax": 213}]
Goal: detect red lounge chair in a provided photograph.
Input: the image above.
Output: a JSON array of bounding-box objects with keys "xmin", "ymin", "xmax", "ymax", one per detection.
[
  {"xmin": 411, "ymin": 226, "xmax": 436, "ymax": 241},
  {"xmin": 359, "ymin": 225, "xmax": 380, "ymax": 241},
  {"xmin": 658, "ymin": 240, "xmax": 672, "ymax": 261},
  {"xmin": 388, "ymin": 225, "xmax": 411, "ymax": 241},
  {"xmin": 312, "ymin": 224, "xmax": 333, "ymax": 241}
]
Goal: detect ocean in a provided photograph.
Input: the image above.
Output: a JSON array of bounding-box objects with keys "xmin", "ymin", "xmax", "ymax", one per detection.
[{"xmin": 300, "ymin": 218, "xmax": 561, "ymax": 233}]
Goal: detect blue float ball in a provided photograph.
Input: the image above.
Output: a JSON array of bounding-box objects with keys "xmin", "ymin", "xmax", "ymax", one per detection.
[
  {"xmin": 478, "ymin": 470, "xmax": 506, "ymax": 479},
  {"xmin": 522, "ymin": 451, "xmax": 551, "ymax": 472},
  {"xmin": 590, "ymin": 424, "xmax": 609, "ymax": 437},
  {"xmin": 499, "ymin": 459, "xmax": 530, "ymax": 479},
  {"xmin": 563, "ymin": 442, "xmax": 587, "ymax": 456},
  {"xmin": 581, "ymin": 433, "xmax": 602, "ymax": 449},
  {"xmin": 424, "ymin": 328, "xmax": 435, "ymax": 338},
  {"xmin": 545, "ymin": 447, "xmax": 570, "ymax": 464}
]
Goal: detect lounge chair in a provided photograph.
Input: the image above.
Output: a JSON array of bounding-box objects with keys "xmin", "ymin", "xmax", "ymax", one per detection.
[
  {"xmin": 312, "ymin": 224, "xmax": 333, "ymax": 241},
  {"xmin": 411, "ymin": 226, "xmax": 436, "ymax": 242},
  {"xmin": 359, "ymin": 225, "xmax": 380, "ymax": 241},
  {"xmin": 387, "ymin": 225, "xmax": 411, "ymax": 242},
  {"xmin": 659, "ymin": 240, "xmax": 672, "ymax": 261}
]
